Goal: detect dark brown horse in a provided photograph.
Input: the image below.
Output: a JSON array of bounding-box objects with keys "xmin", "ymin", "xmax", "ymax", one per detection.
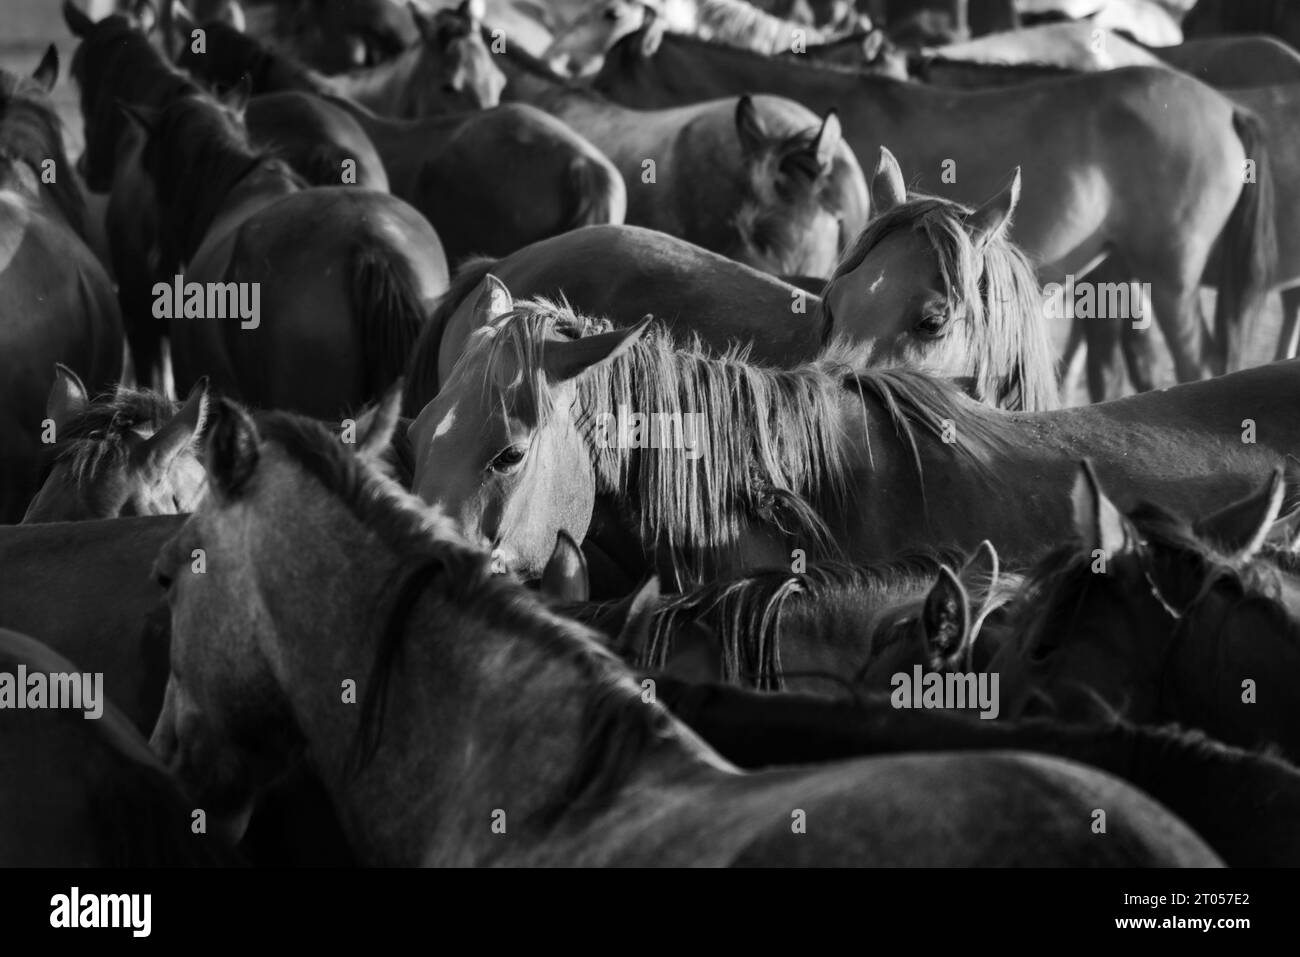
[
  {"xmin": 244, "ymin": 90, "xmax": 389, "ymax": 190},
  {"xmin": 124, "ymin": 89, "xmax": 446, "ymax": 417},
  {"xmin": 0, "ymin": 53, "xmax": 124, "ymax": 522}
]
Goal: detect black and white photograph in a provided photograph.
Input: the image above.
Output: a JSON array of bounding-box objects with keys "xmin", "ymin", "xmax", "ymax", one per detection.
[{"xmin": 0, "ymin": 0, "xmax": 1291, "ymax": 924}]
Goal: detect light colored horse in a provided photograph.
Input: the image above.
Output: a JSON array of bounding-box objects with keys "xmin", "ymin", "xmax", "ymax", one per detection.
[
  {"xmin": 408, "ymin": 296, "xmax": 1300, "ymax": 586},
  {"xmin": 146, "ymin": 397, "xmax": 1222, "ymax": 866},
  {"xmin": 824, "ymin": 148, "xmax": 1059, "ymax": 411}
]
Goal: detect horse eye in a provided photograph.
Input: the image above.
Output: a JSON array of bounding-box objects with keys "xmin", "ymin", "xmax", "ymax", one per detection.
[
  {"xmin": 489, "ymin": 446, "xmax": 527, "ymax": 473},
  {"xmin": 916, "ymin": 313, "xmax": 947, "ymax": 338},
  {"xmin": 605, "ymin": 7, "xmax": 621, "ymax": 20}
]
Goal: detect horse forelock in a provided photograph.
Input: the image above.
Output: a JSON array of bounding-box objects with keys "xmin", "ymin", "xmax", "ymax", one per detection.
[
  {"xmin": 249, "ymin": 410, "xmax": 682, "ymax": 818},
  {"xmin": 0, "ymin": 71, "xmax": 86, "ymax": 234},
  {"xmin": 39, "ymin": 387, "xmax": 183, "ymax": 491}
]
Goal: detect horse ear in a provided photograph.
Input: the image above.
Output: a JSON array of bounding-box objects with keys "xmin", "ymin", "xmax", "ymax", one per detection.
[
  {"xmin": 205, "ymin": 397, "xmax": 260, "ymax": 499},
  {"xmin": 541, "ymin": 316, "xmax": 652, "ymax": 384},
  {"xmin": 470, "ymin": 273, "xmax": 513, "ymax": 331},
  {"xmin": 862, "ymin": 28, "xmax": 886, "ymax": 61},
  {"xmin": 1072, "ymin": 460, "xmax": 1130, "ymax": 558},
  {"xmin": 135, "ymin": 376, "xmax": 209, "ymax": 477},
  {"xmin": 613, "ymin": 575, "xmax": 661, "ymax": 660},
  {"xmin": 968, "ymin": 168, "xmax": 1021, "ymax": 250},
  {"xmin": 540, "ymin": 531, "xmax": 589, "ymax": 603},
  {"xmin": 133, "ymin": 0, "xmax": 158, "ymax": 34},
  {"xmin": 64, "ymin": 0, "xmax": 95, "ymax": 38},
  {"xmin": 872, "ymin": 146, "xmax": 907, "ymax": 215},
  {"xmin": 408, "ymin": 1, "xmax": 434, "ymax": 39},
  {"xmin": 922, "ymin": 565, "xmax": 970, "ymax": 667},
  {"xmin": 813, "ymin": 110, "xmax": 841, "ymax": 171},
  {"xmin": 734, "ymin": 95, "xmax": 769, "ymax": 156},
  {"xmin": 46, "ymin": 363, "xmax": 88, "ymax": 432},
  {"xmin": 958, "ymin": 538, "xmax": 999, "ymax": 602},
  {"xmin": 218, "ymin": 74, "xmax": 253, "ymax": 118},
  {"xmin": 32, "ymin": 45, "xmax": 59, "ymax": 92},
  {"xmin": 1193, "ymin": 466, "xmax": 1286, "ymax": 561},
  {"xmin": 639, "ymin": 10, "xmax": 666, "ymax": 56},
  {"xmin": 353, "ymin": 380, "xmax": 404, "ymax": 463}
]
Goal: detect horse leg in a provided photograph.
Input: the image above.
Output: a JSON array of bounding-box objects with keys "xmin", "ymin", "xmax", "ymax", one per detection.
[
  {"xmin": 1082, "ymin": 314, "xmax": 1125, "ymax": 402},
  {"xmin": 1140, "ymin": 275, "xmax": 1210, "ymax": 383},
  {"xmin": 1277, "ymin": 286, "xmax": 1300, "ymax": 361}
]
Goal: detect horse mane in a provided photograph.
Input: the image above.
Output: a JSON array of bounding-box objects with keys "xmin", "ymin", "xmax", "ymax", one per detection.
[
  {"xmin": 147, "ymin": 93, "xmax": 298, "ymax": 265},
  {"xmin": 485, "ymin": 299, "xmax": 1005, "ymax": 583},
  {"xmin": 252, "ymin": 411, "xmax": 684, "ymax": 821},
  {"xmin": 402, "ymin": 255, "xmax": 497, "ymax": 415},
  {"xmin": 0, "ymin": 70, "xmax": 87, "ymax": 235},
  {"xmin": 693, "ymin": 0, "xmax": 829, "ymax": 53},
  {"xmin": 645, "ymin": 550, "xmax": 967, "ymax": 689},
  {"xmin": 830, "ymin": 193, "xmax": 1058, "ymax": 411},
  {"xmin": 37, "ymin": 387, "xmax": 182, "ymax": 491},
  {"xmin": 910, "ymin": 54, "xmax": 1080, "ymax": 82}
]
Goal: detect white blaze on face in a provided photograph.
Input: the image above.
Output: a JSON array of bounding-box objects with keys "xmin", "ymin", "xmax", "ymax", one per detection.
[
  {"xmin": 869, "ymin": 271, "xmax": 886, "ymax": 294},
  {"xmin": 432, "ymin": 408, "xmax": 457, "ymax": 441}
]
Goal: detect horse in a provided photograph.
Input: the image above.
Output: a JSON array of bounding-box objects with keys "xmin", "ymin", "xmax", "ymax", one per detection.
[
  {"xmin": 650, "ymin": 676, "xmax": 1300, "ymax": 866},
  {"xmin": 593, "ymin": 29, "xmax": 1276, "ymax": 382},
  {"xmin": 1181, "ymin": 0, "xmax": 1300, "ymax": 53},
  {"xmin": 541, "ymin": 0, "xmax": 843, "ymax": 76},
  {"xmin": 918, "ymin": 22, "xmax": 1165, "ymax": 69},
  {"xmin": 495, "ymin": 41, "xmax": 868, "ymax": 278},
  {"xmin": 0, "ymin": 515, "xmax": 183, "ymax": 735},
  {"xmin": 172, "ymin": 1, "xmax": 504, "ymax": 117},
  {"xmin": 992, "ymin": 463, "xmax": 1300, "ymax": 764},
  {"xmin": 824, "ymin": 150, "xmax": 1059, "ymax": 411},
  {"xmin": 1150, "ymin": 35, "xmax": 1300, "ymax": 87},
  {"xmin": 64, "ymin": 1, "xmax": 203, "ymax": 388},
  {"xmin": 402, "ymin": 226, "xmax": 825, "ymax": 410},
  {"xmin": 547, "ymin": 530, "xmax": 1013, "ymax": 694},
  {"xmin": 407, "ymin": 295, "xmax": 1300, "ymax": 586},
  {"xmin": 271, "ymin": 0, "xmax": 420, "ymax": 71},
  {"xmin": 0, "ymin": 626, "xmax": 240, "ymax": 866},
  {"xmin": 122, "ymin": 88, "xmax": 447, "ymax": 418},
  {"xmin": 0, "ymin": 53, "xmax": 124, "ymax": 523},
  {"xmin": 22, "ymin": 368, "xmax": 209, "ymax": 523},
  {"xmin": 146, "ymin": 397, "xmax": 1222, "ymax": 866}
]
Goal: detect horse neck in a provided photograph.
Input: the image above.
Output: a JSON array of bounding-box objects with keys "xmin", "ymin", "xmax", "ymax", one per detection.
[
  {"xmin": 499, "ymin": 51, "xmax": 595, "ymax": 112},
  {"xmin": 267, "ymin": 503, "xmax": 719, "ymax": 865}
]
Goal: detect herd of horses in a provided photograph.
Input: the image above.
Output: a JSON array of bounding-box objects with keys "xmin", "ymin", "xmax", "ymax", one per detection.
[{"xmin": 5, "ymin": 0, "xmax": 1300, "ymax": 867}]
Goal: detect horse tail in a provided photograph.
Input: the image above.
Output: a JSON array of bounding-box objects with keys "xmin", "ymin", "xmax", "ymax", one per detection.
[
  {"xmin": 565, "ymin": 154, "xmax": 627, "ymax": 231},
  {"xmin": 401, "ymin": 255, "xmax": 498, "ymax": 416},
  {"xmin": 349, "ymin": 241, "xmax": 428, "ymax": 401},
  {"xmin": 1216, "ymin": 107, "xmax": 1276, "ymax": 371}
]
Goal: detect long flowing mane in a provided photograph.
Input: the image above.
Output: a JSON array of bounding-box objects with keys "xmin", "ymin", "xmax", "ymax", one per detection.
[
  {"xmin": 251, "ymin": 412, "xmax": 684, "ymax": 820},
  {"xmin": 0, "ymin": 70, "xmax": 87, "ymax": 235},
  {"xmin": 483, "ymin": 300, "xmax": 1007, "ymax": 581},
  {"xmin": 830, "ymin": 194, "xmax": 1058, "ymax": 412}
]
